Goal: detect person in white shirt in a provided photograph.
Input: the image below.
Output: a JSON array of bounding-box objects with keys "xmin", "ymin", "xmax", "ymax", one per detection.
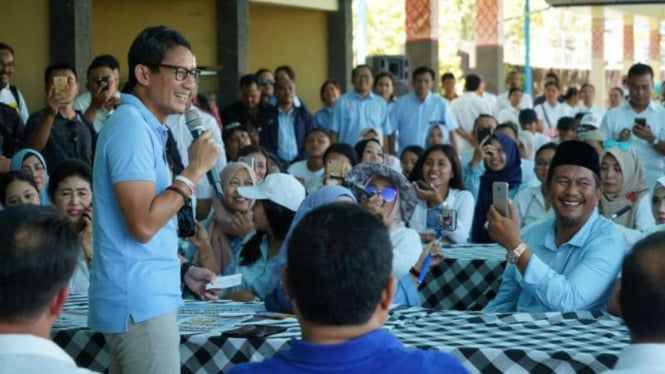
[
  {"xmin": 604, "ymin": 232, "xmax": 665, "ymax": 373},
  {"xmin": 607, "ymin": 87, "xmax": 625, "ymax": 110},
  {"xmin": 495, "ymin": 71, "xmax": 533, "ymax": 113},
  {"xmin": 600, "ymin": 63, "xmax": 665, "ymax": 186},
  {"xmin": 519, "ymin": 108, "xmax": 552, "ymax": 152},
  {"xmin": 0, "ymin": 205, "xmax": 98, "ymax": 373},
  {"xmin": 287, "ymin": 129, "xmax": 330, "ymax": 194},
  {"xmin": 0, "ymin": 43, "xmax": 29, "ymax": 122},
  {"xmin": 535, "ymin": 81, "xmax": 574, "ymax": 134},
  {"xmin": 73, "ymin": 54, "xmax": 121, "ymax": 133},
  {"xmin": 578, "ymin": 83, "xmax": 606, "ymax": 120},
  {"xmin": 497, "ymin": 87, "xmax": 522, "ymax": 125},
  {"xmin": 451, "ymin": 74, "xmax": 493, "ymax": 155},
  {"xmin": 514, "ymin": 142, "xmax": 557, "ymax": 228},
  {"xmin": 409, "ymin": 144, "xmax": 474, "ymax": 244},
  {"xmin": 562, "ymin": 86, "xmax": 579, "ymax": 114}
]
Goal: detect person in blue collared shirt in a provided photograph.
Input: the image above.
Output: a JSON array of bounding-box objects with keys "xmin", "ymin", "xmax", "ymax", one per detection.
[
  {"xmin": 484, "ymin": 141, "xmax": 626, "ymax": 313},
  {"xmin": 330, "ymin": 65, "xmax": 392, "ymax": 147},
  {"xmin": 391, "ymin": 66, "xmax": 458, "ymax": 153},
  {"xmin": 260, "ymin": 79, "xmax": 312, "ymax": 167},
  {"xmin": 600, "ymin": 63, "xmax": 665, "ymax": 186},
  {"xmin": 313, "ymin": 80, "xmax": 341, "ymax": 132},
  {"xmin": 89, "ymin": 26, "xmax": 219, "ymax": 374}
]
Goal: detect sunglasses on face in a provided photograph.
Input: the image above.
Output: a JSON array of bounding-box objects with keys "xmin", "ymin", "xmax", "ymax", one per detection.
[
  {"xmin": 259, "ymin": 79, "xmax": 275, "ymax": 86},
  {"xmin": 603, "ymin": 139, "xmax": 630, "ymax": 151},
  {"xmin": 364, "ymin": 185, "xmax": 398, "ymax": 203}
]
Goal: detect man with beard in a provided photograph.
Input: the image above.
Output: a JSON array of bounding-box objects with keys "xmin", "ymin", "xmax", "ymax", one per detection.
[{"xmin": 484, "ymin": 140, "xmax": 626, "ymax": 312}]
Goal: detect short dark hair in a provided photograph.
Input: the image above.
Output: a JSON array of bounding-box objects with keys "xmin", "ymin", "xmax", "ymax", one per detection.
[
  {"xmin": 545, "ymin": 71, "xmax": 560, "ymax": 82},
  {"xmin": 628, "ymin": 63, "xmax": 654, "ymax": 80},
  {"xmin": 496, "ymin": 122, "xmax": 519, "ymax": 139},
  {"xmin": 239, "ymin": 74, "xmax": 259, "ymax": 89},
  {"xmin": 412, "ymin": 66, "xmax": 435, "ymax": 81},
  {"xmin": 580, "ymin": 82, "xmax": 594, "ymax": 92},
  {"xmin": 611, "ymin": 86, "xmax": 624, "ymax": 97},
  {"xmin": 556, "ymin": 116, "xmax": 576, "ymax": 131},
  {"xmin": 0, "ymin": 205, "xmax": 79, "ymax": 323},
  {"xmin": 127, "ymin": 25, "xmax": 191, "ymax": 92},
  {"xmin": 545, "ymin": 80, "xmax": 560, "ymax": 90},
  {"xmin": 464, "ymin": 74, "xmax": 482, "ymax": 92},
  {"xmin": 322, "ymin": 143, "xmax": 358, "ymax": 166},
  {"xmin": 535, "ymin": 142, "xmax": 558, "ymax": 159},
  {"xmin": 409, "ymin": 144, "xmax": 464, "ymax": 190},
  {"xmin": 286, "ymin": 203, "xmax": 392, "ymax": 325},
  {"xmin": 620, "ymin": 231, "xmax": 665, "ymax": 339},
  {"xmin": 87, "ymin": 54, "xmax": 120, "ymax": 76},
  {"xmin": 47, "ymin": 159, "xmax": 92, "ymax": 200},
  {"xmin": 319, "ymin": 80, "xmax": 341, "ymax": 102},
  {"xmin": 44, "ymin": 62, "xmax": 77, "ymax": 86},
  {"xmin": 0, "ymin": 43, "xmax": 14, "ymax": 55},
  {"xmin": 564, "ymin": 87, "xmax": 578, "ymax": 101},
  {"xmin": 239, "ymin": 199, "xmax": 295, "ymax": 267},
  {"xmin": 354, "ymin": 138, "xmax": 382, "ymax": 161},
  {"xmin": 275, "ymin": 65, "xmax": 296, "ymax": 81},
  {"xmin": 237, "ymin": 144, "xmax": 272, "ymax": 171},
  {"xmin": 0, "ymin": 171, "xmax": 39, "ymax": 206},
  {"xmin": 508, "ymin": 86, "xmax": 523, "ymax": 97},
  {"xmin": 441, "ymin": 72, "xmax": 455, "ymax": 81},
  {"xmin": 518, "ymin": 109, "xmax": 538, "ymax": 126},
  {"xmin": 306, "ymin": 127, "xmax": 331, "ymax": 141},
  {"xmin": 222, "ymin": 123, "xmax": 249, "ymax": 143},
  {"xmin": 254, "ymin": 68, "xmax": 272, "ymax": 77},
  {"xmin": 351, "ymin": 64, "xmax": 373, "ymax": 80}
]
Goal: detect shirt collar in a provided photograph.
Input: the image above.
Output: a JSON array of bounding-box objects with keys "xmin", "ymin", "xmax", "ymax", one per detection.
[
  {"xmin": 545, "ymin": 208, "xmax": 600, "ymax": 250},
  {"xmin": 0, "ymin": 334, "xmax": 77, "ymax": 365},
  {"xmin": 351, "ymin": 91, "xmax": 378, "ymax": 101},
  {"xmin": 412, "ymin": 92, "xmax": 431, "ymax": 103},
  {"xmin": 279, "ymin": 329, "xmax": 401, "ymax": 365},
  {"xmin": 622, "ymin": 99, "xmax": 658, "ymax": 113},
  {"xmin": 120, "ymin": 93, "xmax": 169, "ymax": 138}
]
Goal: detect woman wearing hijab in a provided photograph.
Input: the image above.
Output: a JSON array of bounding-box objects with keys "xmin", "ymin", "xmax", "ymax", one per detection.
[
  {"xmin": 599, "ymin": 143, "xmax": 652, "ymax": 230},
  {"xmin": 612, "ymin": 176, "xmax": 665, "ymax": 247},
  {"xmin": 345, "ymin": 162, "xmax": 421, "ymax": 278},
  {"xmin": 10, "ymin": 148, "xmax": 50, "ymax": 205},
  {"xmin": 264, "ymin": 185, "xmax": 443, "ymax": 313},
  {"xmin": 470, "ymin": 133, "xmax": 522, "ymax": 243},
  {"xmin": 193, "ymin": 162, "xmax": 257, "ymax": 275}
]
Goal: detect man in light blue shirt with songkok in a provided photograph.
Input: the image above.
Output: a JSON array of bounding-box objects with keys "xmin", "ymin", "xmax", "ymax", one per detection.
[
  {"xmin": 391, "ymin": 66, "xmax": 457, "ymax": 152},
  {"xmin": 330, "ymin": 64, "xmax": 392, "ymax": 147},
  {"xmin": 484, "ymin": 140, "xmax": 626, "ymax": 313}
]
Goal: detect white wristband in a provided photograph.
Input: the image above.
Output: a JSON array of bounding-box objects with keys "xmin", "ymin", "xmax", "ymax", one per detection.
[{"xmin": 175, "ymin": 175, "xmax": 196, "ymax": 195}]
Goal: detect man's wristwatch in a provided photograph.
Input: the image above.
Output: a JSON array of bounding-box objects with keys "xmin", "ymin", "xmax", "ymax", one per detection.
[{"xmin": 506, "ymin": 242, "xmax": 528, "ymax": 264}]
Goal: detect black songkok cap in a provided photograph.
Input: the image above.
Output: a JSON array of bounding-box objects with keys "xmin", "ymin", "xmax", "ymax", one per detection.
[{"xmin": 547, "ymin": 140, "xmax": 600, "ymax": 181}]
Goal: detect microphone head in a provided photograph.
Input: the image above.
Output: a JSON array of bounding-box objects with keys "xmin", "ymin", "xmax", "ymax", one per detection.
[{"xmin": 185, "ymin": 108, "xmax": 203, "ymax": 131}]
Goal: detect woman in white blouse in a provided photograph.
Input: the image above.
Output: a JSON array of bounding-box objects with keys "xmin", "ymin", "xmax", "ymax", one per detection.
[{"xmin": 409, "ymin": 144, "xmax": 474, "ymax": 244}]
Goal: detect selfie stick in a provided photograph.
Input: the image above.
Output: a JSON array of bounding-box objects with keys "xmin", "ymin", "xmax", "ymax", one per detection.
[{"xmin": 418, "ymin": 228, "xmax": 444, "ymax": 284}]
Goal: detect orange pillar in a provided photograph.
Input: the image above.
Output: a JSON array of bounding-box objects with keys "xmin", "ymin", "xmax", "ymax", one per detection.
[
  {"xmin": 623, "ymin": 13, "xmax": 634, "ymax": 73},
  {"xmin": 591, "ymin": 7, "xmax": 605, "ymax": 107},
  {"xmin": 475, "ymin": 0, "xmax": 504, "ymax": 94}
]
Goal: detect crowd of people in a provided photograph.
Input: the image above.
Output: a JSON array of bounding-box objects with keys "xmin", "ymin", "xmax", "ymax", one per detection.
[{"xmin": 1, "ymin": 23, "xmax": 665, "ymax": 373}]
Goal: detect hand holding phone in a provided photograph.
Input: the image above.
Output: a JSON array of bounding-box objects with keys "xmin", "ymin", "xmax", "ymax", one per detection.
[
  {"xmin": 635, "ymin": 118, "xmax": 646, "ymax": 127},
  {"xmin": 492, "ymin": 182, "xmax": 510, "ymax": 218},
  {"xmin": 53, "ymin": 76, "xmax": 70, "ymax": 102},
  {"xmin": 324, "ymin": 160, "xmax": 345, "ymax": 186}
]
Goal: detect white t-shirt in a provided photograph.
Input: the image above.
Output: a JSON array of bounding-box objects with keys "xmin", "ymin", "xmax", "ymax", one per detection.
[
  {"xmin": 514, "ymin": 185, "xmax": 548, "ymax": 228},
  {"xmin": 287, "ymin": 160, "xmax": 324, "ymax": 195},
  {"xmin": 535, "ymin": 101, "xmax": 574, "ymax": 131},
  {"xmin": 451, "ymin": 92, "xmax": 493, "ymax": 154},
  {"xmin": 389, "ymin": 226, "xmax": 422, "ymax": 279},
  {"xmin": 497, "ymin": 106, "xmax": 519, "ymax": 126},
  {"xmin": 0, "ymin": 334, "xmax": 97, "ymax": 373},
  {"xmin": 495, "ymin": 91, "xmax": 534, "ymax": 113}
]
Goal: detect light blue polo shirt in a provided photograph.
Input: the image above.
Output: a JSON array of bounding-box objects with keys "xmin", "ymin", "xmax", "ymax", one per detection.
[
  {"xmin": 89, "ymin": 94, "xmax": 182, "ymax": 333},
  {"xmin": 391, "ymin": 92, "xmax": 457, "ymax": 151},
  {"xmin": 330, "ymin": 91, "xmax": 392, "ymax": 145},
  {"xmin": 277, "ymin": 106, "xmax": 298, "ymax": 162}
]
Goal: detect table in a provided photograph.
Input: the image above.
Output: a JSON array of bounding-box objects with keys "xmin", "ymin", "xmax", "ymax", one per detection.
[
  {"xmin": 419, "ymin": 243, "xmax": 507, "ymax": 310},
  {"xmin": 53, "ymin": 296, "xmax": 628, "ymax": 373}
]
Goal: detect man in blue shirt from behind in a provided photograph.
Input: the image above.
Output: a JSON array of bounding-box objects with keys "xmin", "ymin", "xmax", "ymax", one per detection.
[
  {"xmin": 229, "ymin": 203, "xmax": 469, "ymax": 374},
  {"xmin": 484, "ymin": 141, "xmax": 625, "ymax": 312}
]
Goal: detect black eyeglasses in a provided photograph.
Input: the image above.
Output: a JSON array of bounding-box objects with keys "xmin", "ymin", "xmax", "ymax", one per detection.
[{"xmin": 157, "ymin": 64, "xmax": 201, "ymax": 82}]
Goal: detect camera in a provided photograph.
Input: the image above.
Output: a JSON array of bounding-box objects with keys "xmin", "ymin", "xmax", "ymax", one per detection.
[{"xmin": 95, "ymin": 76, "xmax": 110, "ymax": 89}]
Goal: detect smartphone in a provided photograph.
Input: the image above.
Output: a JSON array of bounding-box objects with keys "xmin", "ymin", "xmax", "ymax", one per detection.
[
  {"xmin": 53, "ymin": 76, "xmax": 69, "ymax": 100},
  {"xmin": 635, "ymin": 118, "xmax": 646, "ymax": 127},
  {"xmin": 324, "ymin": 159, "xmax": 345, "ymax": 186},
  {"xmin": 492, "ymin": 182, "xmax": 510, "ymax": 217},
  {"xmin": 222, "ymin": 324, "xmax": 286, "ymax": 338},
  {"xmin": 441, "ymin": 209, "xmax": 457, "ymax": 231},
  {"xmin": 238, "ymin": 156, "xmax": 255, "ymax": 169},
  {"xmin": 477, "ymin": 127, "xmax": 492, "ymax": 142},
  {"xmin": 426, "ymin": 208, "xmax": 457, "ymax": 232},
  {"xmin": 416, "ymin": 180, "xmax": 433, "ymax": 191}
]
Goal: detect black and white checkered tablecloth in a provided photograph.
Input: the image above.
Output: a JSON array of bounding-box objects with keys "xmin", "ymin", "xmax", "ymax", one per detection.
[
  {"xmin": 53, "ymin": 296, "xmax": 627, "ymax": 373},
  {"xmin": 419, "ymin": 243, "xmax": 507, "ymax": 310}
]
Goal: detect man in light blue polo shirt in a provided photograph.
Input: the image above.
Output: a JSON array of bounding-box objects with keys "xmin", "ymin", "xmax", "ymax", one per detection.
[
  {"xmin": 90, "ymin": 26, "xmax": 219, "ymax": 374},
  {"xmin": 484, "ymin": 141, "xmax": 625, "ymax": 312},
  {"xmin": 330, "ymin": 65, "xmax": 391, "ymax": 147},
  {"xmin": 391, "ymin": 66, "xmax": 457, "ymax": 152},
  {"xmin": 600, "ymin": 63, "xmax": 665, "ymax": 186}
]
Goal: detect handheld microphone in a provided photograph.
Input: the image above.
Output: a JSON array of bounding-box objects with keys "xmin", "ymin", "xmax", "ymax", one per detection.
[
  {"xmin": 185, "ymin": 108, "xmax": 223, "ymax": 199},
  {"xmin": 610, "ymin": 205, "xmax": 631, "ymax": 221}
]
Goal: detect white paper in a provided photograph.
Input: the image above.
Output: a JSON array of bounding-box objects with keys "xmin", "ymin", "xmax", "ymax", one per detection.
[{"xmin": 206, "ymin": 273, "xmax": 242, "ymax": 290}]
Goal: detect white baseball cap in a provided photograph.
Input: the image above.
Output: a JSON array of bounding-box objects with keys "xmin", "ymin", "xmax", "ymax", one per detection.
[
  {"xmin": 237, "ymin": 173, "xmax": 305, "ymax": 212},
  {"xmin": 580, "ymin": 113, "xmax": 600, "ymax": 129}
]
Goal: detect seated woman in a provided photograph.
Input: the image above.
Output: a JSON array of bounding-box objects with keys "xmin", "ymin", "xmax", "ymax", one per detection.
[
  {"xmin": 469, "ymin": 133, "xmax": 522, "ymax": 243},
  {"xmin": 599, "ymin": 142, "xmax": 652, "ymax": 230},
  {"xmin": 193, "ymin": 162, "xmax": 257, "ymax": 275},
  {"xmin": 47, "ymin": 159, "xmax": 93, "ymax": 295},
  {"xmin": 345, "ymin": 162, "xmax": 421, "ymax": 278},
  {"xmin": 358, "ymin": 127, "xmax": 401, "ymax": 172},
  {"xmin": 287, "ymin": 128, "xmax": 331, "ymax": 194},
  {"xmin": 400, "ymin": 145, "xmax": 424, "ymax": 180},
  {"xmin": 10, "ymin": 148, "xmax": 50, "ymax": 205},
  {"xmin": 409, "ymin": 144, "xmax": 474, "ymax": 244},
  {"xmin": 354, "ymin": 138, "xmax": 383, "ymax": 164},
  {"xmin": 425, "ymin": 124, "xmax": 450, "ymax": 148},
  {"xmin": 264, "ymin": 185, "xmax": 444, "ymax": 313},
  {"xmin": 237, "ymin": 144, "xmax": 272, "ymax": 182},
  {"xmin": 0, "ymin": 170, "xmax": 41, "ymax": 206},
  {"xmin": 514, "ymin": 143, "xmax": 557, "ymax": 228},
  {"xmin": 219, "ymin": 174, "xmax": 305, "ymax": 301}
]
